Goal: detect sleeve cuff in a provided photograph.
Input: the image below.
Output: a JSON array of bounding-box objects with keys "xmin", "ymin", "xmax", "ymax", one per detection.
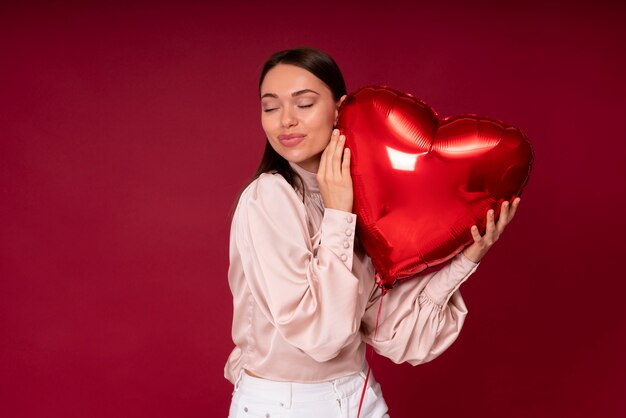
[
  {"xmin": 423, "ymin": 252, "xmax": 479, "ymax": 307},
  {"xmin": 320, "ymin": 208, "xmax": 357, "ymax": 270}
]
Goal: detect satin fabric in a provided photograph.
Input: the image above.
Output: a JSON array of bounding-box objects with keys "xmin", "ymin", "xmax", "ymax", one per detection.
[{"xmin": 224, "ymin": 161, "xmax": 479, "ymax": 385}]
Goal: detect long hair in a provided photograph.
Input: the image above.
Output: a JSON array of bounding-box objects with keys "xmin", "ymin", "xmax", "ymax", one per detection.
[{"xmin": 228, "ymin": 47, "xmax": 347, "ymax": 220}]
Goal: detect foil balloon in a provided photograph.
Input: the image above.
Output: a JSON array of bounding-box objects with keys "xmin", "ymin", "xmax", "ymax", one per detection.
[{"xmin": 336, "ymin": 85, "xmax": 533, "ymax": 289}]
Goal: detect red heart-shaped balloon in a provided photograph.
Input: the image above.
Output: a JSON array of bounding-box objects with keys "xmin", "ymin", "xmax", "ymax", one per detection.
[{"xmin": 337, "ymin": 85, "xmax": 533, "ymax": 288}]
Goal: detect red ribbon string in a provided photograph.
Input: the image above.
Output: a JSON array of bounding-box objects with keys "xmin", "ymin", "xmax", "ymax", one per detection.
[{"xmin": 357, "ymin": 273, "xmax": 388, "ymax": 418}]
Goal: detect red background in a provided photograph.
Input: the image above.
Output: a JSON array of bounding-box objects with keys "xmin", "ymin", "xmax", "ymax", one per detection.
[{"xmin": 2, "ymin": 1, "xmax": 625, "ymax": 417}]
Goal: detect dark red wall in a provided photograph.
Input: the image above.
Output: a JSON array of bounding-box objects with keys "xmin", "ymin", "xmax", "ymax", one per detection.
[{"xmin": 2, "ymin": 1, "xmax": 625, "ymax": 417}]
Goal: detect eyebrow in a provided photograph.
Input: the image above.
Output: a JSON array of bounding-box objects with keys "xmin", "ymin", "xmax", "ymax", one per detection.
[{"xmin": 260, "ymin": 89, "xmax": 320, "ymax": 99}]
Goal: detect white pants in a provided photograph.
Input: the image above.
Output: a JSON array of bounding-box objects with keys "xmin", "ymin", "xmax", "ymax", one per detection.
[{"xmin": 228, "ymin": 363, "xmax": 390, "ymax": 418}]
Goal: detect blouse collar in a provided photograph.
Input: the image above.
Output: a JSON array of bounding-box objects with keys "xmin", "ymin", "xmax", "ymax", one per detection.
[{"xmin": 288, "ymin": 161, "xmax": 320, "ymax": 194}]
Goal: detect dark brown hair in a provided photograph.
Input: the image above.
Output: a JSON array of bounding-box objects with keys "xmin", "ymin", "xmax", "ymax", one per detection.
[{"xmin": 228, "ymin": 47, "xmax": 347, "ymax": 220}]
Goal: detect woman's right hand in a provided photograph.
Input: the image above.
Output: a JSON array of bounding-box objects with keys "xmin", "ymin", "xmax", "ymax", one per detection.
[{"xmin": 317, "ymin": 128, "xmax": 353, "ymax": 212}]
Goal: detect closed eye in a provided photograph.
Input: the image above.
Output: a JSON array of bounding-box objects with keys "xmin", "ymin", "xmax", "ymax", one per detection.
[{"xmin": 263, "ymin": 104, "xmax": 313, "ymax": 113}]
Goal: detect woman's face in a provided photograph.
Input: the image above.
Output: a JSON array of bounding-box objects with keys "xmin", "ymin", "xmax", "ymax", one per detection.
[{"xmin": 260, "ymin": 64, "xmax": 345, "ymax": 172}]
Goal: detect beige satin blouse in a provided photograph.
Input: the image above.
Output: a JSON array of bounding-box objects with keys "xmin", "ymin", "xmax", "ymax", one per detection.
[{"xmin": 224, "ymin": 161, "xmax": 480, "ymax": 384}]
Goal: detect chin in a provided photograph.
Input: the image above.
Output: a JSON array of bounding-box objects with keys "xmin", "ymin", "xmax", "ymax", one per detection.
[{"xmin": 280, "ymin": 149, "xmax": 310, "ymax": 163}]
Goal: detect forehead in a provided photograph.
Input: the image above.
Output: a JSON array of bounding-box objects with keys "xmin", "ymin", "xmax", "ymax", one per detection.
[{"xmin": 260, "ymin": 64, "xmax": 331, "ymax": 97}]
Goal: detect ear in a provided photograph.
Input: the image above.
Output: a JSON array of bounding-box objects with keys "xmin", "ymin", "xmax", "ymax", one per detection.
[
  {"xmin": 334, "ymin": 94, "xmax": 347, "ymax": 125},
  {"xmin": 336, "ymin": 94, "xmax": 347, "ymax": 109}
]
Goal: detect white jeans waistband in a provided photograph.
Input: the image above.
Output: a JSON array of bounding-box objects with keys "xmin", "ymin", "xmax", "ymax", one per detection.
[{"xmin": 232, "ymin": 362, "xmax": 377, "ymax": 407}]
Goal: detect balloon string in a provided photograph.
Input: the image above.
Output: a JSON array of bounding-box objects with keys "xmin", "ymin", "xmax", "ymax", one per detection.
[{"xmin": 357, "ymin": 273, "xmax": 387, "ymax": 418}]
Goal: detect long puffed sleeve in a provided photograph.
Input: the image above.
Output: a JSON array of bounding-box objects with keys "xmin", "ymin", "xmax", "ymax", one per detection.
[
  {"xmin": 361, "ymin": 253, "xmax": 479, "ymax": 365},
  {"xmin": 233, "ymin": 173, "xmax": 367, "ymax": 362}
]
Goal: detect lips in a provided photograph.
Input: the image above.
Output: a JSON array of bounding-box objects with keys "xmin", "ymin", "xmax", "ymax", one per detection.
[
  {"xmin": 278, "ymin": 133, "xmax": 306, "ymax": 140},
  {"xmin": 278, "ymin": 134, "xmax": 306, "ymax": 147}
]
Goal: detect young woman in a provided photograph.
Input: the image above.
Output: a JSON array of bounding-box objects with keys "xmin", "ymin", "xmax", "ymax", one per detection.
[{"xmin": 224, "ymin": 47, "xmax": 520, "ymax": 418}]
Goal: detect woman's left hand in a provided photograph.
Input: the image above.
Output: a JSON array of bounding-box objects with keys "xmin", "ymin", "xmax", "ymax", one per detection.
[{"xmin": 462, "ymin": 197, "xmax": 521, "ymax": 263}]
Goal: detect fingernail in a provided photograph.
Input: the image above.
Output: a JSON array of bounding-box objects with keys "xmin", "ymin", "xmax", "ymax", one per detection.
[
  {"xmin": 333, "ymin": 129, "xmax": 339, "ymax": 135},
  {"xmin": 339, "ymin": 135, "xmax": 345, "ymax": 141}
]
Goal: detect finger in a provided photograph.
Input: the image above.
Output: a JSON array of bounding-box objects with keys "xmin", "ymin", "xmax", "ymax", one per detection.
[
  {"xmin": 496, "ymin": 201, "xmax": 510, "ymax": 232},
  {"xmin": 334, "ymin": 134, "xmax": 346, "ymax": 178},
  {"xmin": 327, "ymin": 129, "xmax": 340, "ymax": 178},
  {"xmin": 318, "ymin": 133, "xmax": 333, "ymax": 178},
  {"xmin": 485, "ymin": 209, "xmax": 496, "ymax": 236},
  {"xmin": 508, "ymin": 197, "xmax": 521, "ymax": 220},
  {"xmin": 498, "ymin": 200, "xmax": 511, "ymax": 225},
  {"xmin": 341, "ymin": 147, "xmax": 351, "ymax": 178},
  {"xmin": 470, "ymin": 225, "xmax": 482, "ymax": 243},
  {"xmin": 318, "ymin": 149, "xmax": 327, "ymax": 179}
]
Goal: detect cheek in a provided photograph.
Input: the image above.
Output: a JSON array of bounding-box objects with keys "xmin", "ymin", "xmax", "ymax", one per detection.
[
  {"xmin": 260, "ymin": 116, "xmax": 274, "ymax": 136},
  {"xmin": 307, "ymin": 106, "xmax": 335, "ymax": 129}
]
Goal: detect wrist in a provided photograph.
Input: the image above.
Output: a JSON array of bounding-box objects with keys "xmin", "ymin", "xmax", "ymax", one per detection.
[{"xmin": 462, "ymin": 247, "xmax": 481, "ymax": 264}]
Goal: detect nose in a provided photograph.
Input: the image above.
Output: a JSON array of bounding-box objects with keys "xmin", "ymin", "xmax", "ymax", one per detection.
[{"xmin": 280, "ymin": 107, "xmax": 298, "ymax": 128}]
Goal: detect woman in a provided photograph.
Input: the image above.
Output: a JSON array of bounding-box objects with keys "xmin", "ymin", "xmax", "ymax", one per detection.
[{"xmin": 224, "ymin": 47, "xmax": 520, "ymax": 418}]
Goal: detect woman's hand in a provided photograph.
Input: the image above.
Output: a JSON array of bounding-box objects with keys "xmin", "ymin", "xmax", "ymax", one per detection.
[
  {"xmin": 317, "ymin": 128, "xmax": 353, "ymax": 212},
  {"xmin": 462, "ymin": 198, "xmax": 521, "ymax": 263}
]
